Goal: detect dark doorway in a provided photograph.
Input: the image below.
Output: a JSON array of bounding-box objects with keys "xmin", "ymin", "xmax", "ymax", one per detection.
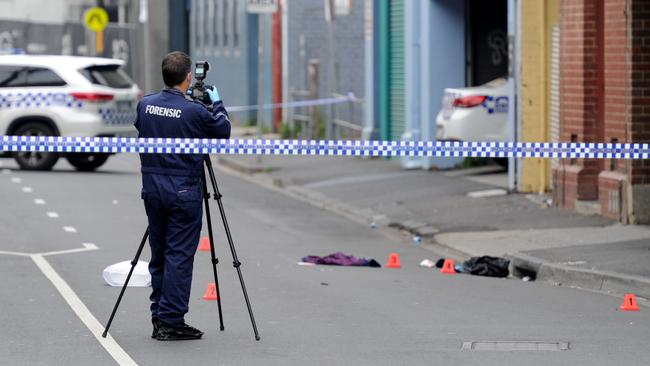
[{"xmin": 466, "ymin": 0, "xmax": 508, "ymax": 86}]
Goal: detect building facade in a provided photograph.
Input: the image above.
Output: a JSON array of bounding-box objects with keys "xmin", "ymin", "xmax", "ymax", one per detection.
[
  {"xmin": 553, "ymin": 0, "xmax": 650, "ymax": 223},
  {"xmin": 189, "ymin": 0, "xmax": 262, "ymax": 124},
  {"xmin": 367, "ymin": 0, "xmax": 509, "ymax": 170}
]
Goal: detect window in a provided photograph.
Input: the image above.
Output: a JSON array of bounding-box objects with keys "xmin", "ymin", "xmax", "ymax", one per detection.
[
  {"xmin": 233, "ymin": 0, "xmax": 240, "ymax": 49},
  {"xmin": 213, "ymin": 0, "xmax": 220, "ymax": 48},
  {"xmin": 194, "ymin": 0, "xmax": 201, "ymax": 48},
  {"xmin": 0, "ymin": 66, "xmax": 26, "ymax": 87},
  {"xmin": 0, "ymin": 66, "xmax": 66, "ymax": 88},
  {"xmin": 203, "ymin": 0, "xmax": 210, "ymax": 47},
  {"xmin": 25, "ymin": 68, "xmax": 67, "ymax": 87},
  {"xmin": 223, "ymin": 0, "xmax": 229, "ymax": 48},
  {"xmin": 79, "ymin": 65, "xmax": 133, "ymax": 89}
]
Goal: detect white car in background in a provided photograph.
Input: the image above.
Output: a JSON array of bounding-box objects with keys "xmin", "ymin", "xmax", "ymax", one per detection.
[
  {"xmin": 436, "ymin": 78, "xmax": 509, "ymax": 143},
  {"xmin": 0, "ymin": 55, "xmax": 140, "ymax": 171}
]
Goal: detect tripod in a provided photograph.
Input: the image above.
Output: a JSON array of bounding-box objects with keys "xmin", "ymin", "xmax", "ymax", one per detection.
[{"xmin": 102, "ymin": 155, "xmax": 260, "ymax": 341}]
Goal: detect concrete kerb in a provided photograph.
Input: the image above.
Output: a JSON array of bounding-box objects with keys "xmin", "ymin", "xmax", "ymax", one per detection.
[{"xmin": 507, "ymin": 252, "xmax": 650, "ymax": 302}]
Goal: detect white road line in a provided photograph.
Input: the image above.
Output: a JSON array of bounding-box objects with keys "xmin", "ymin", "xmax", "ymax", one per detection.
[
  {"xmin": 22, "ymin": 187, "xmax": 33, "ymax": 193},
  {"xmin": 31, "ymin": 254, "xmax": 137, "ymax": 365},
  {"xmin": 34, "ymin": 198, "xmax": 46, "ymax": 205},
  {"xmin": 41, "ymin": 243, "xmax": 99, "ymax": 257},
  {"xmin": 2, "ymin": 168, "xmax": 11, "ymax": 174},
  {"xmin": 0, "ymin": 250, "xmax": 31, "ymax": 257},
  {"xmin": 11, "ymin": 177, "xmax": 21, "ymax": 183},
  {"xmin": 63, "ymin": 226, "xmax": 77, "ymax": 233},
  {"xmin": 82, "ymin": 243, "xmax": 98, "ymax": 250},
  {"xmin": 46, "ymin": 212, "xmax": 60, "ymax": 218}
]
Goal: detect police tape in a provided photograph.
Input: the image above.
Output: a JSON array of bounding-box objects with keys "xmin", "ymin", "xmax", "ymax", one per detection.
[
  {"xmin": 227, "ymin": 93, "xmax": 358, "ymax": 112},
  {"xmin": 1, "ymin": 136, "xmax": 649, "ymax": 159}
]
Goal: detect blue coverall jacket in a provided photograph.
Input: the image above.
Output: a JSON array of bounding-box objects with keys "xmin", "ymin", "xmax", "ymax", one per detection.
[{"xmin": 134, "ymin": 88, "xmax": 230, "ymax": 326}]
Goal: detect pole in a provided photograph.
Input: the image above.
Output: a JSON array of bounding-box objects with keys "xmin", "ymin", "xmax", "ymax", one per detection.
[
  {"xmin": 256, "ymin": 13, "xmax": 265, "ymax": 162},
  {"xmin": 141, "ymin": 0, "xmax": 152, "ymax": 93},
  {"xmin": 326, "ymin": 0, "xmax": 338, "ymax": 140}
]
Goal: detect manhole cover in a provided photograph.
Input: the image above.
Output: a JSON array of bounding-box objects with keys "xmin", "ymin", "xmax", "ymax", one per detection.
[{"xmin": 461, "ymin": 341, "xmax": 570, "ymax": 351}]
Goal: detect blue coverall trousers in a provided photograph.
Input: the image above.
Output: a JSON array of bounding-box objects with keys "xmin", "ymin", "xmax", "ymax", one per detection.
[{"xmin": 142, "ymin": 173, "xmax": 203, "ymax": 327}]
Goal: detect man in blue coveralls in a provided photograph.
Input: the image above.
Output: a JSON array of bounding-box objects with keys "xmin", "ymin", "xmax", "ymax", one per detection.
[{"xmin": 134, "ymin": 52, "xmax": 230, "ymax": 341}]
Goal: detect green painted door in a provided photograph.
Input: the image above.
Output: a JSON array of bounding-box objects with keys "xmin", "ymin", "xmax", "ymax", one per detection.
[{"xmin": 388, "ymin": 0, "xmax": 405, "ymax": 141}]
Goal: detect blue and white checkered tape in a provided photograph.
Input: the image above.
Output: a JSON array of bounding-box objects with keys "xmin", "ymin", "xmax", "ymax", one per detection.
[{"xmin": 1, "ymin": 136, "xmax": 649, "ymax": 159}]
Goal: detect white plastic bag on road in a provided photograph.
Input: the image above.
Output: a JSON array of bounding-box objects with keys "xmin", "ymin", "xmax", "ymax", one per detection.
[{"xmin": 103, "ymin": 260, "xmax": 151, "ymax": 287}]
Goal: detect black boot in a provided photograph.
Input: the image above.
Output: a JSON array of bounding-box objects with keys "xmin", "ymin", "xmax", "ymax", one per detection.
[{"xmin": 155, "ymin": 321, "xmax": 204, "ymax": 341}]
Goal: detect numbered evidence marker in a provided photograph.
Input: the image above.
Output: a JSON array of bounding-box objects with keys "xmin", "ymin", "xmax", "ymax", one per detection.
[{"xmin": 84, "ymin": 7, "xmax": 109, "ymax": 54}]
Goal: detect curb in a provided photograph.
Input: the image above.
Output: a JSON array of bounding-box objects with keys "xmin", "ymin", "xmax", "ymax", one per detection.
[
  {"xmin": 217, "ymin": 155, "xmax": 442, "ymax": 239},
  {"xmin": 507, "ymin": 252, "xmax": 650, "ymax": 300}
]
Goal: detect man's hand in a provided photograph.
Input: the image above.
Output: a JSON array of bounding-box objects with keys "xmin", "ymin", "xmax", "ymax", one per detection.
[{"xmin": 206, "ymin": 86, "xmax": 221, "ymax": 103}]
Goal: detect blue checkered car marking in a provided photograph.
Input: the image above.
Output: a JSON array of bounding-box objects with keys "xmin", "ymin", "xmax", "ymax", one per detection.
[
  {"xmin": 98, "ymin": 108, "xmax": 137, "ymax": 126},
  {"xmin": 0, "ymin": 92, "xmax": 82, "ymax": 109},
  {"xmin": 1, "ymin": 136, "xmax": 649, "ymax": 160}
]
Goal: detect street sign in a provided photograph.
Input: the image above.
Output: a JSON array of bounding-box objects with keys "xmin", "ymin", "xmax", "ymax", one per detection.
[
  {"xmin": 247, "ymin": 0, "xmax": 277, "ymax": 13},
  {"xmin": 84, "ymin": 7, "xmax": 109, "ymax": 33}
]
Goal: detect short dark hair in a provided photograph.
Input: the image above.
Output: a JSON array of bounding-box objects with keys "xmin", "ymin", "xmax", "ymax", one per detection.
[{"xmin": 161, "ymin": 51, "xmax": 191, "ymax": 87}]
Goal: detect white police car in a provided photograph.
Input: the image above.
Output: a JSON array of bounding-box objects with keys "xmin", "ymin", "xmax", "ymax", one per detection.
[
  {"xmin": 436, "ymin": 78, "xmax": 509, "ymax": 143},
  {"xmin": 0, "ymin": 55, "xmax": 140, "ymax": 171}
]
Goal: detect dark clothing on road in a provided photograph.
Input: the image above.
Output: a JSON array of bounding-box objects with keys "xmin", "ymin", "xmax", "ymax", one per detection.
[{"xmin": 135, "ymin": 88, "xmax": 230, "ymax": 327}]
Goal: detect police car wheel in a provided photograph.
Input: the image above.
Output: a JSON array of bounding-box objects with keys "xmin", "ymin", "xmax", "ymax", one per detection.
[
  {"xmin": 66, "ymin": 153, "xmax": 109, "ymax": 172},
  {"xmin": 13, "ymin": 122, "xmax": 59, "ymax": 171}
]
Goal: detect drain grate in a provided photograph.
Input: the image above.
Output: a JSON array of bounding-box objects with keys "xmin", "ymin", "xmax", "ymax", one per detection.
[{"xmin": 461, "ymin": 341, "xmax": 570, "ymax": 351}]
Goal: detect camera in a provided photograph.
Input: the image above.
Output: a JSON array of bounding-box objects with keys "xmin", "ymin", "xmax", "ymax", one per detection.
[{"xmin": 188, "ymin": 61, "xmax": 213, "ymax": 106}]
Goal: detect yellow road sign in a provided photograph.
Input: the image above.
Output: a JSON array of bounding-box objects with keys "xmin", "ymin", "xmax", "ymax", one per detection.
[{"xmin": 85, "ymin": 7, "xmax": 109, "ymax": 33}]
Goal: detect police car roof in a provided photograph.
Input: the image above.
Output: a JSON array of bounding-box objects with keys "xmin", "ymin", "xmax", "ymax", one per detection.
[{"xmin": 0, "ymin": 55, "xmax": 125, "ymax": 69}]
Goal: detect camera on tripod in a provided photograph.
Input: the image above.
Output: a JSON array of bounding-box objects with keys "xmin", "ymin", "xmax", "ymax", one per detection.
[{"xmin": 188, "ymin": 61, "xmax": 213, "ymax": 106}]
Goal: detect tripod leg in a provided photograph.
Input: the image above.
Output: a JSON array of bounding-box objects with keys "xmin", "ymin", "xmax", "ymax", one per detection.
[
  {"xmin": 102, "ymin": 228, "xmax": 149, "ymax": 338},
  {"xmin": 205, "ymin": 156, "xmax": 261, "ymax": 341},
  {"xmin": 201, "ymin": 168, "xmax": 225, "ymax": 331}
]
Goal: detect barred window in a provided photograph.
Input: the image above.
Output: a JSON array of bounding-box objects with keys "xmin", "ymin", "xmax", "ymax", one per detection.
[
  {"xmin": 233, "ymin": 0, "xmax": 240, "ymax": 49},
  {"xmin": 203, "ymin": 0, "xmax": 210, "ymax": 47},
  {"xmin": 194, "ymin": 0, "xmax": 201, "ymax": 48},
  {"xmin": 213, "ymin": 0, "xmax": 220, "ymax": 48},
  {"xmin": 223, "ymin": 0, "xmax": 229, "ymax": 48}
]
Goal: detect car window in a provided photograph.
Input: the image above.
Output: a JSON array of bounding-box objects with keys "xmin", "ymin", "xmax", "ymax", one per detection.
[
  {"xmin": 25, "ymin": 68, "xmax": 67, "ymax": 87},
  {"xmin": 0, "ymin": 65, "xmax": 27, "ymax": 87},
  {"xmin": 0, "ymin": 66, "xmax": 66, "ymax": 87},
  {"xmin": 80, "ymin": 65, "xmax": 133, "ymax": 89}
]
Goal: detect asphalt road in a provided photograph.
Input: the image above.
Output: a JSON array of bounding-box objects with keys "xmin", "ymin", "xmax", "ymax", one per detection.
[{"xmin": 0, "ymin": 154, "xmax": 648, "ymax": 366}]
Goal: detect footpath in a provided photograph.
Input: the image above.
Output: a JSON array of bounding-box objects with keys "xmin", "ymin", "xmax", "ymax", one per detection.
[{"xmin": 216, "ymin": 129, "xmax": 650, "ymax": 300}]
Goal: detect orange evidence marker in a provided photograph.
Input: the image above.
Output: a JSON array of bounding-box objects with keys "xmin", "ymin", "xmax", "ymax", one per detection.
[
  {"xmin": 440, "ymin": 259, "xmax": 456, "ymax": 274},
  {"xmin": 198, "ymin": 236, "xmax": 211, "ymax": 252},
  {"xmin": 620, "ymin": 293, "xmax": 640, "ymax": 311},
  {"xmin": 203, "ymin": 283, "xmax": 219, "ymax": 301},
  {"xmin": 386, "ymin": 253, "xmax": 401, "ymax": 268}
]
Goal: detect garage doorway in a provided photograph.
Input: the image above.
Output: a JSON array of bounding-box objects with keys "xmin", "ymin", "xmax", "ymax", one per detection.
[{"xmin": 465, "ymin": 0, "xmax": 508, "ymax": 86}]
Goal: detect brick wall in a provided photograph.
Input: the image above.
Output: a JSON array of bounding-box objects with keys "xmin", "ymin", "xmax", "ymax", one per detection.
[
  {"xmin": 557, "ymin": 0, "xmax": 650, "ymax": 222},
  {"xmin": 554, "ymin": 0, "xmax": 602, "ymax": 207}
]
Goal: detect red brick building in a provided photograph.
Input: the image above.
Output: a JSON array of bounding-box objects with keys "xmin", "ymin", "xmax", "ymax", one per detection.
[{"xmin": 554, "ymin": 0, "xmax": 650, "ymax": 223}]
